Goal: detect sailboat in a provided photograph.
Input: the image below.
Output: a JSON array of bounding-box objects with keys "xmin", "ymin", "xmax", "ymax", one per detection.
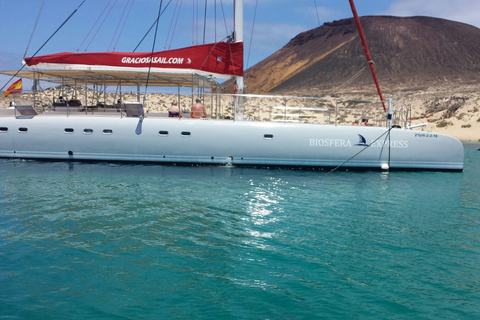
[{"xmin": 0, "ymin": 0, "xmax": 464, "ymax": 171}]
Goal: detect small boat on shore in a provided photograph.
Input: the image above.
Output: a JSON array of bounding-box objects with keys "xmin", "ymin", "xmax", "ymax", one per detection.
[{"xmin": 0, "ymin": 0, "xmax": 464, "ymax": 171}]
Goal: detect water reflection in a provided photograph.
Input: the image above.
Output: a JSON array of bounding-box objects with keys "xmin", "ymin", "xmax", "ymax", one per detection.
[{"xmin": 244, "ymin": 177, "xmax": 287, "ymax": 237}]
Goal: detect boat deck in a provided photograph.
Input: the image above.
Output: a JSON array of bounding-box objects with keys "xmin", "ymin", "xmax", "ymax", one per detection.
[{"xmin": 1, "ymin": 93, "xmax": 417, "ymax": 129}]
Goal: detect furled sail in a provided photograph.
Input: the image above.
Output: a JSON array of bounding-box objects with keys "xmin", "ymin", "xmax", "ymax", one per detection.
[{"xmin": 24, "ymin": 42, "xmax": 243, "ymax": 78}]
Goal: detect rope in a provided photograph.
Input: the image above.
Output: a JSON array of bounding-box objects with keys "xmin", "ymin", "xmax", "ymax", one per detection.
[
  {"xmin": 197, "ymin": 36, "xmax": 240, "ymax": 78},
  {"xmin": 198, "ymin": 36, "xmax": 227, "ymax": 71},
  {"xmin": 113, "ymin": 0, "xmax": 134, "ymax": 51},
  {"xmin": 326, "ymin": 127, "xmax": 392, "ymax": 175},
  {"xmin": 203, "ymin": 0, "xmax": 208, "ymax": 44},
  {"xmin": 313, "ymin": 0, "xmax": 321, "ymax": 25},
  {"xmin": 214, "ymin": 0, "xmax": 217, "ymax": 42},
  {"xmin": 336, "ymin": 66, "xmax": 366, "ymax": 90},
  {"xmin": 84, "ymin": 0, "xmax": 118, "ymax": 52},
  {"xmin": 24, "ymin": 0, "xmax": 46, "ymax": 59},
  {"xmin": 219, "ymin": 0, "xmax": 230, "ymax": 40},
  {"xmin": 109, "ymin": 0, "xmax": 133, "ymax": 52},
  {"xmin": 133, "ymin": 0, "xmax": 173, "ymax": 52},
  {"xmin": 193, "ymin": 0, "xmax": 198, "ymax": 45},
  {"xmin": 312, "ymin": 0, "xmax": 335, "ymax": 91},
  {"xmin": 143, "ymin": 0, "xmax": 163, "ymax": 103},
  {"xmin": 77, "ymin": 0, "xmax": 112, "ymax": 52},
  {"xmin": 1, "ymin": 0, "xmax": 86, "ymax": 92},
  {"xmin": 164, "ymin": 0, "xmax": 180, "ymax": 50},
  {"xmin": 167, "ymin": 0, "xmax": 184, "ymax": 50},
  {"xmin": 245, "ymin": 0, "xmax": 258, "ymax": 70}
]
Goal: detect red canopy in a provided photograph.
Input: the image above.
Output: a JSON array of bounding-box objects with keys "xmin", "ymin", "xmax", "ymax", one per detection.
[{"xmin": 24, "ymin": 42, "xmax": 243, "ymax": 78}]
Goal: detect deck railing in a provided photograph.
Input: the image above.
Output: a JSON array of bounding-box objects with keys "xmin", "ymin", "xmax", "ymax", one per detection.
[{"xmin": 2, "ymin": 92, "xmax": 411, "ymax": 128}]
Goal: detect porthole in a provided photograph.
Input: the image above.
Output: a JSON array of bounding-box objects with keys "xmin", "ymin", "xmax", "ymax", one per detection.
[
  {"xmin": 103, "ymin": 129, "xmax": 113, "ymax": 134},
  {"xmin": 159, "ymin": 130, "xmax": 169, "ymax": 136},
  {"xmin": 264, "ymin": 134, "xmax": 273, "ymax": 139},
  {"xmin": 83, "ymin": 128, "xmax": 93, "ymax": 134},
  {"xmin": 181, "ymin": 131, "xmax": 191, "ymax": 136},
  {"xmin": 64, "ymin": 128, "xmax": 74, "ymax": 133},
  {"xmin": 19, "ymin": 127, "xmax": 28, "ymax": 133},
  {"xmin": 0, "ymin": 127, "xmax": 8, "ymax": 132}
]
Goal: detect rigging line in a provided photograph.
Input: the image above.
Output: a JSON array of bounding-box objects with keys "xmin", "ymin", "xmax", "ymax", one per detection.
[
  {"xmin": 108, "ymin": 0, "xmax": 131, "ymax": 51},
  {"xmin": 85, "ymin": 0, "xmax": 118, "ymax": 52},
  {"xmin": 143, "ymin": 0, "xmax": 164, "ymax": 100},
  {"xmin": 226, "ymin": 42, "xmax": 237, "ymax": 76},
  {"xmin": 196, "ymin": 0, "xmax": 200, "ymax": 44},
  {"xmin": 326, "ymin": 55, "xmax": 334, "ymax": 89},
  {"xmin": 313, "ymin": 0, "xmax": 335, "ymax": 91},
  {"xmin": 133, "ymin": 0, "xmax": 173, "ymax": 52},
  {"xmin": 326, "ymin": 127, "xmax": 392, "ymax": 175},
  {"xmin": 203, "ymin": 0, "xmax": 208, "ymax": 44},
  {"xmin": 24, "ymin": 0, "xmax": 46, "ymax": 59},
  {"xmin": 199, "ymin": 37, "xmax": 239, "ymax": 77},
  {"xmin": 245, "ymin": 0, "xmax": 258, "ymax": 70},
  {"xmin": 168, "ymin": 0, "xmax": 184, "ymax": 50},
  {"xmin": 214, "ymin": 0, "xmax": 216, "ymax": 42},
  {"xmin": 198, "ymin": 36, "xmax": 228, "ymax": 71},
  {"xmin": 1, "ymin": 0, "xmax": 86, "ymax": 92},
  {"xmin": 336, "ymin": 67, "xmax": 366, "ymax": 90},
  {"xmin": 113, "ymin": 0, "xmax": 135, "ymax": 51},
  {"xmin": 164, "ymin": 0, "xmax": 180, "ymax": 50},
  {"xmin": 192, "ymin": 0, "xmax": 196, "ymax": 45},
  {"xmin": 219, "ymin": 0, "xmax": 230, "ymax": 39},
  {"xmin": 77, "ymin": 0, "xmax": 112, "ymax": 52},
  {"xmin": 191, "ymin": 0, "xmax": 194, "ymax": 45},
  {"xmin": 313, "ymin": 0, "xmax": 321, "ymax": 25}
]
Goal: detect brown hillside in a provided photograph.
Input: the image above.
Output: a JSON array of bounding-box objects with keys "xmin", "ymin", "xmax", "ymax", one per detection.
[{"xmin": 241, "ymin": 16, "xmax": 480, "ymax": 95}]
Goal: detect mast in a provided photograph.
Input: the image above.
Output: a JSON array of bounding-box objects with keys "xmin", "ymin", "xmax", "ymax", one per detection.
[
  {"xmin": 234, "ymin": 0, "xmax": 244, "ymax": 120},
  {"xmin": 348, "ymin": 0, "xmax": 386, "ymax": 112}
]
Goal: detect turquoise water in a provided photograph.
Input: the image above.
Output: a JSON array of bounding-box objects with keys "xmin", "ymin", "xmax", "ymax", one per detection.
[{"xmin": 1, "ymin": 144, "xmax": 479, "ymax": 319}]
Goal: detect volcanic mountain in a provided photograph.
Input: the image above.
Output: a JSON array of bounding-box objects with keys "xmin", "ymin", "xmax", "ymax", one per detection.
[{"xmin": 241, "ymin": 16, "xmax": 480, "ymax": 95}]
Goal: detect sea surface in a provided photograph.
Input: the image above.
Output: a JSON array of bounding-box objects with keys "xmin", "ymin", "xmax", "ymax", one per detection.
[{"xmin": 1, "ymin": 144, "xmax": 479, "ymax": 319}]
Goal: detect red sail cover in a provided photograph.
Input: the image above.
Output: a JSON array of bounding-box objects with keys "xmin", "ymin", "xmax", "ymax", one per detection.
[{"xmin": 24, "ymin": 42, "xmax": 243, "ymax": 77}]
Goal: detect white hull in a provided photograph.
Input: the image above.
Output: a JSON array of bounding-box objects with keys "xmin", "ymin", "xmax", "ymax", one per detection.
[{"xmin": 0, "ymin": 116, "xmax": 464, "ymax": 171}]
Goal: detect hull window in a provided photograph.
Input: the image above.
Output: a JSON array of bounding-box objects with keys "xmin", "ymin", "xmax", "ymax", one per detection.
[
  {"xmin": 83, "ymin": 129, "xmax": 93, "ymax": 134},
  {"xmin": 0, "ymin": 127, "xmax": 7, "ymax": 132},
  {"xmin": 159, "ymin": 130, "xmax": 169, "ymax": 136},
  {"xmin": 264, "ymin": 134, "xmax": 274, "ymax": 139},
  {"xmin": 64, "ymin": 128, "xmax": 74, "ymax": 133},
  {"xmin": 103, "ymin": 129, "xmax": 113, "ymax": 134},
  {"xmin": 181, "ymin": 131, "xmax": 191, "ymax": 137},
  {"xmin": 19, "ymin": 127, "xmax": 28, "ymax": 133}
]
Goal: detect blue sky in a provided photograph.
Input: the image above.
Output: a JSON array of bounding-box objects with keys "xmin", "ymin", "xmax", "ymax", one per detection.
[{"xmin": 1, "ymin": 0, "xmax": 480, "ymax": 88}]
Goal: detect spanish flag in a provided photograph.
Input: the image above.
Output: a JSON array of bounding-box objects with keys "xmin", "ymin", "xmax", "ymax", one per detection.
[{"xmin": 4, "ymin": 78, "xmax": 22, "ymax": 97}]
